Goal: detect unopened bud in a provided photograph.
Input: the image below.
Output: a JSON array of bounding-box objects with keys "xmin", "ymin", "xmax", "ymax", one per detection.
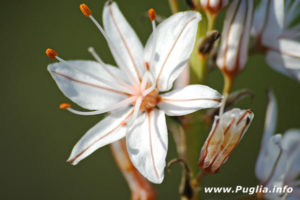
[
  {"xmin": 216, "ymin": 0, "xmax": 254, "ymax": 78},
  {"xmin": 200, "ymin": 0, "xmax": 228, "ymax": 15},
  {"xmin": 198, "ymin": 108, "xmax": 254, "ymax": 173}
]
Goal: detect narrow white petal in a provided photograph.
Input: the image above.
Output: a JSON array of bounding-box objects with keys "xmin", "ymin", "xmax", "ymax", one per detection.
[
  {"xmin": 126, "ymin": 109, "xmax": 168, "ymax": 184},
  {"xmin": 103, "ymin": 1, "xmax": 145, "ymax": 82},
  {"xmin": 261, "ymin": 0, "xmax": 285, "ymax": 47},
  {"xmin": 251, "ymin": 0, "xmax": 269, "ymax": 37},
  {"xmin": 262, "ymin": 90, "xmax": 278, "ymax": 147},
  {"xmin": 68, "ymin": 108, "xmax": 133, "ymax": 165},
  {"xmin": 174, "ymin": 63, "xmax": 190, "ymax": 89},
  {"xmin": 144, "ymin": 11, "xmax": 201, "ymax": 91},
  {"xmin": 281, "ymin": 130, "xmax": 300, "ymax": 184},
  {"xmin": 48, "ymin": 60, "xmax": 129, "ymax": 110},
  {"xmin": 277, "ymin": 39, "xmax": 300, "ymax": 61},
  {"xmin": 158, "ymin": 85, "xmax": 222, "ymax": 116},
  {"xmin": 266, "ymin": 51, "xmax": 300, "ymax": 82},
  {"xmin": 255, "ymin": 134, "xmax": 283, "ymax": 184},
  {"xmin": 285, "ymin": 0, "xmax": 300, "ymax": 28}
]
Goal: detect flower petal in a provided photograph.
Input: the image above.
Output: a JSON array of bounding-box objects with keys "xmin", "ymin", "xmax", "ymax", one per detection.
[
  {"xmin": 158, "ymin": 85, "xmax": 222, "ymax": 116},
  {"xmin": 217, "ymin": 0, "xmax": 254, "ymax": 73},
  {"xmin": 126, "ymin": 109, "xmax": 168, "ymax": 184},
  {"xmin": 255, "ymin": 134, "xmax": 283, "ymax": 184},
  {"xmin": 261, "ymin": 90, "xmax": 278, "ymax": 147},
  {"xmin": 144, "ymin": 11, "xmax": 201, "ymax": 91},
  {"xmin": 261, "ymin": 0, "xmax": 285, "ymax": 47},
  {"xmin": 266, "ymin": 50, "xmax": 300, "ymax": 82},
  {"xmin": 68, "ymin": 108, "xmax": 133, "ymax": 165},
  {"xmin": 277, "ymin": 39, "xmax": 300, "ymax": 61},
  {"xmin": 103, "ymin": 1, "xmax": 145, "ymax": 83},
  {"xmin": 281, "ymin": 129, "xmax": 300, "ymax": 184},
  {"xmin": 48, "ymin": 60, "xmax": 129, "ymax": 110}
]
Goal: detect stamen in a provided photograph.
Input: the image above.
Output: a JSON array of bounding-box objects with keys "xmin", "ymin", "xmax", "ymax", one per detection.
[
  {"xmin": 148, "ymin": 9, "xmax": 157, "ymax": 70},
  {"xmin": 85, "ymin": 11, "xmax": 138, "ymax": 85},
  {"xmin": 46, "ymin": 48, "xmax": 58, "ymax": 59},
  {"xmin": 141, "ymin": 71, "xmax": 150, "ymax": 91},
  {"xmin": 142, "ymin": 73, "xmax": 156, "ymax": 96},
  {"xmin": 143, "ymin": 84, "xmax": 156, "ymax": 97},
  {"xmin": 218, "ymin": 94, "xmax": 227, "ymax": 116},
  {"xmin": 128, "ymin": 97, "xmax": 142, "ymax": 125},
  {"xmin": 59, "ymin": 103, "xmax": 71, "ymax": 109},
  {"xmin": 80, "ymin": 4, "xmax": 92, "ymax": 17},
  {"xmin": 63, "ymin": 96, "xmax": 137, "ymax": 116},
  {"xmin": 88, "ymin": 47, "xmax": 133, "ymax": 92}
]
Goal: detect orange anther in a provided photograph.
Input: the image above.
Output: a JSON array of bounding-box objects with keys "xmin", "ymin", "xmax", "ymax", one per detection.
[
  {"xmin": 148, "ymin": 8, "xmax": 156, "ymax": 21},
  {"xmin": 121, "ymin": 121, "xmax": 127, "ymax": 126},
  {"xmin": 59, "ymin": 103, "xmax": 71, "ymax": 109},
  {"xmin": 80, "ymin": 4, "xmax": 92, "ymax": 17},
  {"xmin": 145, "ymin": 62, "xmax": 150, "ymax": 71},
  {"xmin": 45, "ymin": 48, "xmax": 57, "ymax": 59}
]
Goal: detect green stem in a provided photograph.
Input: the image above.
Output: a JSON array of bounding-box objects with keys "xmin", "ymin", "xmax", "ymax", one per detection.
[
  {"xmin": 222, "ymin": 73, "xmax": 234, "ymax": 96},
  {"xmin": 206, "ymin": 13, "xmax": 216, "ymax": 31}
]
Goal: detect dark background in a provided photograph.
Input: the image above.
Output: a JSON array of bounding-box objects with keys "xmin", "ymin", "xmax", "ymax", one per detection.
[{"xmin": 1, "ymin": 0, "xmax": 299, "ymax": 199}]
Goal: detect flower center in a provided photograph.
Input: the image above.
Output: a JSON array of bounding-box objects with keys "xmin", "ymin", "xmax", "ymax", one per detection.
[{"xmin": 140, "ymin": 88, "xmax": 160, "ymax": 113}]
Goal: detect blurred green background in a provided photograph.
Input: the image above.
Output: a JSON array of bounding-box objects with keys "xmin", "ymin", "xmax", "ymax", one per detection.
[{"xmin": 1, "ymin": 0, "xmax": 299, "ymax": 199}]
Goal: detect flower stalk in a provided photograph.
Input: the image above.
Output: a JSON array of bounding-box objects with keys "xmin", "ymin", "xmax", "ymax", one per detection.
[{"xmin": 111, "ymin": 139, "xmax": 157, "ymax": 200}]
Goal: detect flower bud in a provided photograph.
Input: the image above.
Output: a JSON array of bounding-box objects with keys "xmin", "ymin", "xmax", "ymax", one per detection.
[
  {"xmin": 216, "ymin": 0, "xmax": 254, "ymax": 78},
  {"xmin": 198, "ymin": 108, "xmax": 254, "ymax": 173},
  {"xmin": 200, "ymin": 0, "xmax": 228, "ymax": 15}
]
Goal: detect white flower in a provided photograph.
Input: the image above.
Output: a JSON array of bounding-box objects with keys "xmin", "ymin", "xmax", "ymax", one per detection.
[
  {"xmin": 255, "ymin": 90, "xmax": 300, "ymax": 200},
  {"xmin": 47, "ymin": 1, "xmax": 223, "ymax": 183},
  {"xmin": 252, "ymin": 0, "xmax": 300, "ymax": 82},
  {"xmin": 216, "ymin": 0, "xmax": 254, "ymax": 77},
  {"xmin": 198, "ymin": 108, "xmax": 254, "ymax": 173}
]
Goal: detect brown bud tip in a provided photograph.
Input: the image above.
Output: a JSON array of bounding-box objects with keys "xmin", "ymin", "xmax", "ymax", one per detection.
[
  {"xmin": 148, "ymin": 8, "xmax": 156, "ymax": 21},
  {"xmin": 45, "ymin": 48, "xmax": 58, "ymax": 59},
  {"xmin": 59, "ymin": 103, "xmax": 71, "ymax": 109},
  {"xmin": 80, "ymin": 4, "xmax": 92, "ymax": 17}
]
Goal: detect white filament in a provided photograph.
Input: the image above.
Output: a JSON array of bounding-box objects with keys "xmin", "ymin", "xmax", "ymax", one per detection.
[
  {"xmin": 150, "ymin": 20, "xmax": 157, "ymax": 69},
  {"xmin": 127, "ymin": 97, "xmax": 142, "ymax": 126},
  {"xmin": 89, "ymin": 16, "xmax": 139, "ymax": 85},
  {"xmin": 88, "ymin": 46, "xmax": 134, "ymax": 93},
  {"xmin": 65, "ymin": 96, "xmax": 137, "ymax": 116}
]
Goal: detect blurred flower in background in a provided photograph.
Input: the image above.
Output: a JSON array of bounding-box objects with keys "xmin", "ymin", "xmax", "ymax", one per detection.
[
  {"xmin": 252, "ymin": 0, "xmax": 300, "ymax": 82},
  {"xmin": 255, "ymin": 90, "xmax": 300, "ymax": 200}
]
